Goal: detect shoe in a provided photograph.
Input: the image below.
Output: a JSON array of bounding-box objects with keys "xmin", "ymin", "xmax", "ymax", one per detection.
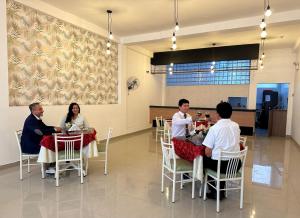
[
  {"xmin": 45, "ymin": 167, "xmax": 56, "ymax": 174},
  {"xmin": 206, "ymin": 191, "xmax": 225, "ymax": 200}
]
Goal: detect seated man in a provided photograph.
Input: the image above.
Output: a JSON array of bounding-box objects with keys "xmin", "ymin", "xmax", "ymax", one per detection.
[
  {"xmin": 21, "ymin": 102, "xmax": 61, "ymax": 154},
  {"xmin": 202, "ymin": 102, "xmax": 241, "ymax": 200},
  {"xmin": 172, "ymin": 98, "xmax": 194, "ymax": 138}
]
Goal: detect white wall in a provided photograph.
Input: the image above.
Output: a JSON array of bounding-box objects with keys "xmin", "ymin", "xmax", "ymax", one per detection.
[
  {"xmin": 292, "ymin": 46, "xmax": 300, "ymax": 145},
  {"xmin": 0, "ymin": 0, "xmax": 162, "ymax": 166},
  {"xmin": 165, "ymin": 85, "xmax": 249, "ymax": 107}
]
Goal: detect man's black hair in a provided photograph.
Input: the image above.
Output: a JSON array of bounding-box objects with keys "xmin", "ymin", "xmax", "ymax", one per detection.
[
  {"xmin": 178, "ymin": 99, "xmax": 189, "ymax": 107},
  {"xmin": 216, "ymin": 101, "xmax": 232, "ymax": 119}
]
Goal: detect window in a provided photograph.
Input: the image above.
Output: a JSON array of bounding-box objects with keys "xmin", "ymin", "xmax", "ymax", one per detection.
[{"xmin": 166, "ymin": 60, "xmax": 251, "ymax": 86}]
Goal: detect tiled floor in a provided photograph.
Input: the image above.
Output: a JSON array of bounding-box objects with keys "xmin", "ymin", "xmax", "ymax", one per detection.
[{"xmin": 0, "ymin": 129, "xmax": 299, "ymax": 218}]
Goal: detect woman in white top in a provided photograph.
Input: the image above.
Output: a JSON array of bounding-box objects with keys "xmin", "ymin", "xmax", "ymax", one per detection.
[{"xmin": 60, "ymin": 103, "xmax": 89, "ymax": 130}]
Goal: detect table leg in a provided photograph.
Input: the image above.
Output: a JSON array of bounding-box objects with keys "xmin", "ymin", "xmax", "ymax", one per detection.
[{"xmin": 192, "ymin": 158, "xmax": 196, "ymax": 199}]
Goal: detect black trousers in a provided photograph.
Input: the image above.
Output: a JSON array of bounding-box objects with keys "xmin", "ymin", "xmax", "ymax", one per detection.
[{"xmin": 203, "ymin": 156, "xmax": 241, "ymax": 193}]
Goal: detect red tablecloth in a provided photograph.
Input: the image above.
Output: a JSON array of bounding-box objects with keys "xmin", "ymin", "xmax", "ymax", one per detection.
[
  {"xmin": 40, "ymin": 130, "xmax": 97, "ymax": 152},
  {"xmin": 195, "ymin": 121, "xmax": 208, "ymax": 127},
  {"xmin": 172, "ymin": 138, "xmax": 205, "ymax": 162}
]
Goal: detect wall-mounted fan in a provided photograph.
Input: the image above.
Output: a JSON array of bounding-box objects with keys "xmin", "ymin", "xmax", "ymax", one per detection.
[{"xmin": 127, "ymin": 76, "xmax": 140, "ymax": 92}]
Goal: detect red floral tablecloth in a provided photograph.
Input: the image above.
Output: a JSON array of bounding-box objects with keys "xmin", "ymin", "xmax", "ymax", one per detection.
[
  {"xmin": 172, "ymin": 137, "xmax": 205, "ymax": 162},
  {"xmin": 40, "ymin": 130, "xmax": 97, "ymax": 152}
]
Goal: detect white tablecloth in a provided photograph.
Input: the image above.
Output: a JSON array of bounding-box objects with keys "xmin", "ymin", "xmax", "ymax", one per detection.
[{"xmin": 37, "ymin": 140, "xmax": 98, "ymax": 163}]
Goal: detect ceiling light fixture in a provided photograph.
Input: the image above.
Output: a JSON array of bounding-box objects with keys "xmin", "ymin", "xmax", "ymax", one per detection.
[
  {"xmin": 172, "ymin": 42, "xmax": 177, "ymax": 50},
  {"xmin": 106, "ymin": 10, "xmax": 113, "ymax": 55},
  {"xmin": 174, "ymin": 0, "xmax": 179, "ymax": 32},
  {"xmin": 260, "ymin": 27, "xmax": 267, "ymax": 39},
  {"xmin": 265, "ymin": 0, "xmax": 272, "ymax": 17},
  {"xmin": 260, "ymin": 18, "xmax": 266, "ymax": 29},
  {"xmin": 172, "ymin": 32, "xmax": 176, "ymax": 42}
]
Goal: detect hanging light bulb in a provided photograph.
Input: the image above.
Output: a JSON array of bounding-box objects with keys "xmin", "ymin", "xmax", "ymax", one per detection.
[
  {"xmin": 260, "ymin": 64, "xmax": 264, "ymax": 69},
  {"xmin": 212, "ymin": 61, "xmax": 216, "ymax": 65},
  {"xmin": 109, "ymin": 32, "xmax": 113, "ymax": 40},
  {"xmin": 210, "ymin": 69, "xmax": 215, "ymax": 74},
  {"xmin": 260, "ymin": 28, "xmax": 267, "ymax": 39},
  {"xmin": 172, "ymin": 42, "xmax": 177, "ymax": 50},
  {"xmin": 168, "ymin": 67, "xmax": 173, "ymax": 71},
  {"xmin": 106, "ymin": 41, "xmax": 111, "ymax": 48},
  {"xmin": 172, "ymin": 32, "xmax": 176, "ymax": 42},
  {"xmin": 265, "ymin": 5, "xmax": 272, "ymax": 17},
  {"xmin": 169, "ymin": 70, "xmax": 173, "ymax": 75},
  {"xmin": 259, "ymin": 58, "xmax": 263, "ymax": 64},
  {"xmin": 260, "ymin": 18, "xmax": 266, "ymax": 29},
  {"xmin": 210, "ymin": 65, "xmax": 214, "ymax": 69},
  {"xmin": 170, "ymin": 63, "xmax": 174, "ymax": 67},
  {"xmin": 175, "ymin": 22, "xmax": 179, "ymax": 31},
  {"xmin": 262, "ymin": 53, "xmax": 265, "ymax": 59},
  {"xmin": 106, "ymin": 48, "xmax": 111, "ymax": 55}
]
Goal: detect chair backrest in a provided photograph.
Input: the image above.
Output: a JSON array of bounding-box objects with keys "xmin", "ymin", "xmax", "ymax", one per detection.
[
  {"xmin": 155, "ymin": 116, "xmax": 163, "ymax": 128},
  {"xmin": 54, "ymin": 133, "xmax": 83, "ymax": 161},
  {"xmin": 240, "ymin": 136, "xmax": 247, "ymax": 148},
  {"xmin": 160, "ymin": 138, "xmax": 176, "ymax": 170},
  {"xmin": 15, "ymin": 130, "xmax": 22, "ymax": 154},
  {"xmin": 217, "ymin": 147, "xmax": 248, "ymax": 179},
  {"xmin": 105, "ymin": 128, "xmax": 113, "ymax": 152}
]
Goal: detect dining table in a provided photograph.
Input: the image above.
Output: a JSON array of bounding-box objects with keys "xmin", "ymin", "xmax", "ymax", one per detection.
[
  {"xmin": 172, "ymin": 136, "xmax": 206, "ymax": 198},
  {"xmin": 37, "ymin": 128, "xmax": 99, "ymax": 164}
]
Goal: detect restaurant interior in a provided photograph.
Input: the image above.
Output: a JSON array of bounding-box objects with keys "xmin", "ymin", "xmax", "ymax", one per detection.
[{"xmin": 0, "ymin": 0, "xmax": 300, "ymax": 217}]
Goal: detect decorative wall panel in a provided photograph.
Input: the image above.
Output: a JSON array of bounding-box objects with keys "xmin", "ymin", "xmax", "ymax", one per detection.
[{"xmin": 7, "ymin": 0, "xmax": 118, "ymax": 106}]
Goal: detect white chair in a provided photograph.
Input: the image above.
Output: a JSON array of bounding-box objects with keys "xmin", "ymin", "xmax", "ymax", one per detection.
[
  {"xmin": 240, "ymin": 136, "xmax": 247, "ymax": 148},
  {"xmin": 54, "ymin": 133, "xmax": 84, "ymax": 187},
  {"xmin": 160, "ymin": 138, "xmax": 194, "ymax": 203},
  {"xmin": 96, "ymin": 128, "xmax": 113, "ymax": 175},
  {"xmin": 155, "ymin": 116, "xmax": 164, "ymax": 141},
  {"xmin": 163, "ymin": 119, "xmax": 172, "ymax": 143},
  {"xmin": 203, "ymin": 147, "xmax": 248, "ymax": 212},
  {"xmin": 15, "ymin": 130, "xmax": 45, "ymax": 180}
]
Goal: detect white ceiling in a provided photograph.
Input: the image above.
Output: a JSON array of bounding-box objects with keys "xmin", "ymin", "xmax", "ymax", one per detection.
[
  {"xmin": 135, "ymin": 21, "xmax": 300, "ymax": 52},
  {"xmin": 40, "ymin": 0, "xmax": 300, "ymax": 36},
  {"xmin": 39, "ymin": 0, "xmax": 300, "ymax": 51}
]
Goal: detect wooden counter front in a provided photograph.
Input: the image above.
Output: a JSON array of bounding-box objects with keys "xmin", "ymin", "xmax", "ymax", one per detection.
[{"xmin": 150, "ymin": 105, "xmax": 256, "ymax": 135}]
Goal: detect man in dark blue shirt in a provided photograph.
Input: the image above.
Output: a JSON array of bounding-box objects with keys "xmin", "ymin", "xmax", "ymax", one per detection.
[{"xmin": 21, "ymin": 102, "xmax": 61, "ymax": 154}]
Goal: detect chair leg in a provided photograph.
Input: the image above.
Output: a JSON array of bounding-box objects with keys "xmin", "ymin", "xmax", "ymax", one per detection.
[
  {"xmin": 161, "ymin": 167, "xmax": 164, "ymax": 193},
  {"xmin": 240, "ymin": 179, "xmax": 244, "ymax": 209},
  {"xmin": 192, "ymin": 167, "xmax": 196, "ymax": 199},
  {"xmin": 56, "ymin": 162, "xmax": 59, "ymax": 187},
  {"xmin": 180, "ymin": 173, "xmax": 183, "ymax": 189},
  {"xmin": 104, "ymin": 153, "xmax": 108, "ymax": 175},
  {"xmin": 225, "ymin": 181, "xmax": 228, "ymax": 198},
  {"xmin": 80, "ymin": 159, "xmax": 83, "ymax": 184},
  {"xmin": 85, "ymin": 158, "xmax": 89, "ymax": 176},
  {"xmin": 156, "ymin": 129, "xmax": 158, "ymax": 141},
  {"xmin": 172, "ymin": 172, "xmax": 176, "ymax": 203},
  {"xmin": 41, "ymin": 163, "xmax": 45, "ymax": 179},
  {"xmin": 216, "ymin": 180, "xmax": 220, "ymax": 213},
  {"xmin": 20, "ymin": 156, "xmax": 23, "ymax": 180},
  {"xmin": 203, "ymin": 174, "xmax": 208, "ymax": 200},
  {"xmin": 27, "ymin": 157, "xmax": 30, "ymax": 173}
]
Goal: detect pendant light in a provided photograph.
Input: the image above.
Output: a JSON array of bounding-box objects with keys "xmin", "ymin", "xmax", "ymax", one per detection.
[
  {"xmin": 106, "ymin": 10, "xmax": 113, "ymax": 55},
  {"xmin": 171, "ymin": 0, "xmax": 179, "ymax": 50},
  {"xmin": 260, "ymin": 18, "xmax": 266, "ymax": 29},
  {"xmin": 265, "ymin": 0, "xmax": 272, "ymax": 17},
  {"xmin": 260, "ymin": 27, "xmax": 267, "ymax": 39}
]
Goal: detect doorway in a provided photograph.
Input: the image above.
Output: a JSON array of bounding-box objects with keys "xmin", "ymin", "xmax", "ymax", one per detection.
[{"xmin": 255, "ymin": 83, "xmax": 289, "ymax": 137}]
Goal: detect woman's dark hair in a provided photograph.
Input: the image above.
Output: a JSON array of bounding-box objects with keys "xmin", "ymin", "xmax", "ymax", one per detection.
[
  {"xmin": 216, "ymin": 102, "xmax": 232, "ymax": 119},
  {"xmin": 65, "ymin": 103, "xmax": 80, "ymax": 123},
  {"xmin": 178, "ymin": 99, "xmax": 189, "ymax": 107}
]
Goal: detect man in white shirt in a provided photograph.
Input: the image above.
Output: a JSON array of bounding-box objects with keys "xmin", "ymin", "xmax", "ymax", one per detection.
[
  {"xmin": 202, "ymin": 102, "xmax": 241, "ymax": 200},
  {"xmin": 172, "ymin": 99, "xmax": 194, "ymax": 138}
]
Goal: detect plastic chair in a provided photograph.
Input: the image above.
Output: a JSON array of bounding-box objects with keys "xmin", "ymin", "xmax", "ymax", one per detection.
[
  {"xmin": 203, "ymin": 147, "xmax": 248, "ymax": 212},
  {"xmin": 54, "ymin": 133, "xmax": 84, "ymax": 187},
  {"xmin": 155, "ymin": 116, "xmax": 164, "ymax": 141},
  {"xmin": 160, "ymin": 138, "xmax": 194, "ymax": 202},
  {"xmin": 96, "ymin": 128, "xmax": 113, "ymax": 175},
  {"xmin": 15, "ymin": 130, "xmax": 45, "ymax": 180},
  {"xmin": 163, "ymin": 119, "xmax": 172, "ymax": 143}
]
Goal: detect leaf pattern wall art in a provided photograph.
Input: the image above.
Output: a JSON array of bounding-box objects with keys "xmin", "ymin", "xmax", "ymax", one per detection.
[{"xmin": 7, "ymin": 0, "xmax": 118, "ymax": 106}]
